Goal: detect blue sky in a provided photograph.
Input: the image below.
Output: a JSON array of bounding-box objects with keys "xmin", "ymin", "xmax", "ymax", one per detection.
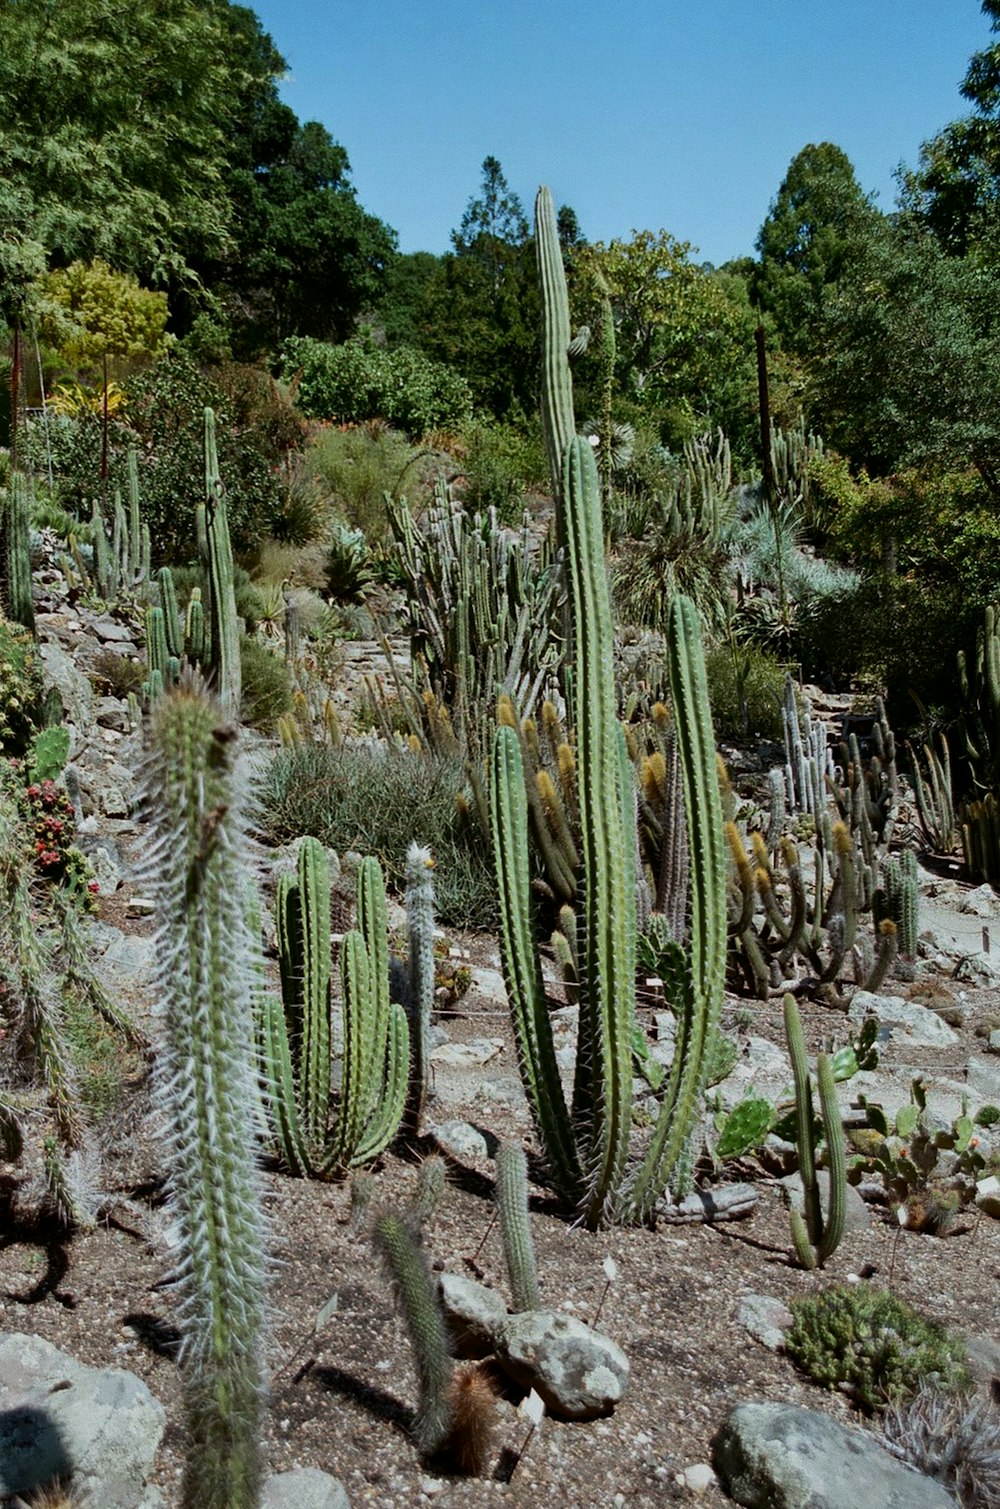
[{"xmin": 251, "ymin": 1, "xmax": 990, "ymax": 265}]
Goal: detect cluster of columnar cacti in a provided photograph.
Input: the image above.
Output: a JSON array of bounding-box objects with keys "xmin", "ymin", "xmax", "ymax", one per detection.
[
  {"xmin": 386, "ymin": 480, "xmax": 565, "ymax": 743},
  {"xmin": 783, "ymin": 993, "xmax": 846, "ymax": 1270},
  {"xmin": 769, "ymin": 416, "xmax": 824, "ymax": 519},
  {"xmin": 263, "ymin": 838, "xmax": 409, "ymax": 1175},
  {"xmin": 489, "ymin": 187, "xmax": 726, "ymax": 1228},
  {"xmin": 89, "ymin": 447, "xmax": 151, "ymax": 601},
  {"xmin": 908, "ymin": 729, "xmax": 957, "ymax": 855},
  {"xmin": 875, "ymin": 850, "xmax": 919, "ymax": 964},
  {"xmin": 1, "ymin": 469, "xmax": 35, "ymax": 631},
  {"xmin": 143, "ymin": 674, "xmax": 267, "ymax": 1509}
]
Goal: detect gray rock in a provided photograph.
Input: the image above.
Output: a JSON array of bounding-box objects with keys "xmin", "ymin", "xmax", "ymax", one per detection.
[
  {"xmin": 738, "ymin": 1294, "xmax": 793, "ymax": 1352},
  {"xmin": 0, "ymin": 1332, "xmax": 164, "ymax": 1508},
  {"xmin": 712, "ymin": 1400, "xmax": 954, "ymax": 1509},
  {"xmin": 85, "ymin": 840, "xmax": 125, "ymax": 894},
  {"xmin": 955, "ymin": 950, "xmax": 1000, "ymax": 986},
  {"xmin": 967, "ymin": 1055, "xmax": 1000, "ymax": 1102},
  {"xmin": 963, "ymin": 1330, "xmax": 1000, "ymax": 1386},
  {"xmin": 95, "ymin": 696, "xmax": 131, "ymax": 732},
  {"xmin": 494, "ymin": 1311, "xmax": 629, "ymax": 1421},
  {"xmin": 468, "ymin": 966, "xmax": 507, "ymax": 1005},
  {"xmin": 780, "ymin": 1170, "xmax": 870, "ymax": 1236},
  {"xmin": 847, "ymin": 992, "xmax": 959, "ymax": 1047},
  {"xmin": 976, "ymin": 1173, "xmax": 1000, "ymax": 1219},
  {"xmin": 960, "ymin": 883, "xmax": 998, "ymax": 917},
  {"xmin": 38, "ymin": 640, "xmax": 94, "ymax": 750},
  {"xmin": 430, "ymin": 1038, "xmax": 504, "ymax": 1068},
  {"xmin": 988, "ymin": 1029, "xmax": 1000, "ymax": 1055},
  {"xmin": 93, "ymin": 927, "xmax": 156, "ymax": 996},
  {"xmin": 262, "ymin": 1468, "xmax": 350, "ymax": 1509},
  {"xmin": 431, "ymin": 1120, "xmax": 488, "ymax": 1162},
  {"xmin": 438, "ymin": 1273, "xmax": 507, "ymax": 1357},
  {"xmin": 92, "ymin": 621, "xmax": 136, "ymax": 646}
]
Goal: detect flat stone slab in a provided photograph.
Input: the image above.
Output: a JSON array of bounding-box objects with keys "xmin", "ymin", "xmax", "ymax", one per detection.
[
  {"xmin": 712, "ymin": 1400, "xmax": 954, "ymax": 1508},
  {"xmin": 262, "ymin": 1468, "xmax": 350, "ymax": 1508}
]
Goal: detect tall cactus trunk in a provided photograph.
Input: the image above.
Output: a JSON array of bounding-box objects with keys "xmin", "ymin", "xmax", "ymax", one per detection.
[
  {"xmin": 2, "ymin": 470, "xmax": 35, "ymax": 632},
  {"xmin": 144, "ymin": 675, "xmax": 267, "ymax": 1508},
  {"xmin": 203, "ymin": 408, "xmax": 241, "ymax": 721}
]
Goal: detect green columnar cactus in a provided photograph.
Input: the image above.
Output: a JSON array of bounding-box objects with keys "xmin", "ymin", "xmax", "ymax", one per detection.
[
  {"xmin": 373, "ymin": 1211, "xmax": 454, "ymax": 1457},
  {"xmin": 535, "ymin": 187, "xmax": 576, "ymax": 510},
  {"xmin": 264, "ymin": 846, "xmax": 409, "ymax": 1175},
  {"xmin": 144, "ymin": 675, "xmax": 267, "ymax": 1508},
  {"xmin": 783, "ymin": 992, "xmax": 846, "ymax": 1270},
  {"xmin": 876, "ymin": 852, "xmax": 919, "ymax": 961},
  {"xmin": 403, "ymin": 842, "xmax": 436, "ymax": 1139},
  {"xmin": 186, "ymin": 587, "xmax": 206, "ymax": 663},
  {"xmin": 412, "ymin": 1154, "xmax": 446, "ymax": 1228},
  {"xmin": 3, "ymin": 471, "xmax": 35, "ymax": 631},
  {"xmin": 146, "ymin": 605, "xmax": 169, "ymax": 685},
  {"xmin": 91, "ymin": 495, "xmax": 113, "ymax": 597},
  {"xmin": 495, "ymin": 1142, "xmax": 540, "ymax": 1311},
  {"xmin": 158, "ymin": 566, "xmax": 184, "ymax": 660},
  {"xmin": 202, "ymin": 408, "xmax": 241, "ymax": 721}
]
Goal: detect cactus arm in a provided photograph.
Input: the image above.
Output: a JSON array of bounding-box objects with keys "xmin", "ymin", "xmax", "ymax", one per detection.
[
  {"xmin": 261, "ymin": 991, "xmax": 312, "ymax": 1178},
  {"xmin": 352, "ymin": 1003, "xmax": 410, "ymax": 1166},
  {"xmin": 357, "ymin": 855, "xmax": 391, "ymax": 1121},
  {"xmin": 297, "ymin": 838, "xmax": 331, "ymax": 1146},
  {"xmin": 333, "ymin": 930, "xmax": 373, "ymax": 1167},
  {"xmin": 784, "ymin": 993, "xmax": 821, "ymax": 1244},
  {"xmin": 491, "ymin": 724, "xmax": 581, "ymax": 1201},
  {"xmin": 815, "ymin": 1050, "xmax": 846, "ymax": 1263},
  {"xmin": 559, "ymin": 437, "xmax": 635, "ymax": 1226},
  {"xmin": 203, "ymin": 408, "xmax": 241, "ymax": 720},
  {"xmin": 373, "ymin": 1211, "xmax": 453, "ymax": 1456},
  {"xmin": 403, "ymin": 843, "xmax": 436, "ymax": 1139},
  {"xmin": 535, "ymin": 186, "xmax": 576, "ymax": 508}
]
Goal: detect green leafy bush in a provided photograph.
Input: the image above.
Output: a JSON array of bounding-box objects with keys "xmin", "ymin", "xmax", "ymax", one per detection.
[
  {"xmin": 257, "ymin": 743, "xmax": 495, "ymax": 929},
  {"xmin": 786, "ymin": 1286, "xmax": 968, "ymax": 1412},
  {"xmin": 704, "ymin": 642, "xmax": 787, "ymax": 741},
  {"xmin": 0, "ymin": 619, "xmax": 45, "ymax": 754},
  {"xmin": 281, "ymin": 335, "xmax": 473, "ymax": 436},
  {"xmin": 239, "ymin": 636, "xmax": 292, "ymax": 729},
  {"xmin": 457, "ymin": 418, "xmax": 548, "ymax": 527},
  {"xmin": 303, "ymin": 423, "xmax": 423, "ymax": 550}
]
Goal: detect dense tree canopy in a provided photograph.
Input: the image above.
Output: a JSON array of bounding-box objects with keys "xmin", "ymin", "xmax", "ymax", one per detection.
[
  {"xmin": 0, "ymin": 0, "xmax": 395, "ymax": 349},
  {"xmin": 751, "ymin": 143, "xmax": 879, "ymax": 351}
]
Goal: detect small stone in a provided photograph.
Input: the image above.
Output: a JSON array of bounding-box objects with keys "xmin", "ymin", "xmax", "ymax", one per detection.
[
  {"xmin": 987, "ymin": 1029, "xmax": 1000, "ymax": 1054},
  {"xmin": 976, "ymin": 1174, "xmax": 1000, "ymax": 1219},
  {"xmin": 679, "ymin": 1462, "xmax": 717, "ymax": 1496},
  {"xmin": 127, "ymin": 896, "xmax": 156, "ymax": 918},
  {"xmin": 780, "ymin": 1170, "xmax": 870, "ymax": 1236},
  {"xmin": 468, "ymin": 966, "xmax": 507, "ymax": 1005},
  {"xmin": 494, "ymin": 1310, "xmax": 629, "ymax": 1421},
  {"xmin": 847, "ymin": 992, "xmax": 960, "ymax": 1048},
  {"xmin": 430, "ymin": 1038, "xmax": 504, "ymax": 1068},
  {"xmin": 968, "ymin": 1055, "xmax": 1000, "ymax": 1102},
  {"xmin": 961, "ymin": 883, "xmax": 998, "ymax": 917},
  {"xmin": 261, "ymin": 1468, "xmax": 351, "ymax": 1509},
  {"xmin": 438, "ymin": 1272, "xmax": 507, "ymax": 1357},
  {"xmin": 431, "ymin": 1120, "xmax": 488, "ymax": 1162},
  {"xmin": 738, "ymin": 1294, "xmax": 793, "ymax": 1352},
  {"xmin": 93, "ymin": 620, "xmax": 137, "ymax": 646}
]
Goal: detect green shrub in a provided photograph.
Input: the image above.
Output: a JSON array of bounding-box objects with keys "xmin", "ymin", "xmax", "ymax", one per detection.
[
  {"xmin": 786, "ymin": 1286, "xmax": 968, "ymax": 1412},
  {"xmin": 303, "ymin": 424, "xmax": 423, "ymax": 550},
  {"xmin": 457, "ymin": 418, "xmax": 548, "ymax": 526},
  {"xmin": 281, "ymin": 335, "xmax": 473, "ymax": 436},
  {"xmin": 257, "ymin": 743, "xmax": 496, "ymax": 929},
  {"xmin": 0, "ymin": 619, "xmax": 44, "ymax": 754},
  {"xmin": 239, "ymin": 636, "xmax": 292, "ymax": 729},
  {"xmin": 704, "ymin": 642, "xmax": 787, "ymax": 741}
]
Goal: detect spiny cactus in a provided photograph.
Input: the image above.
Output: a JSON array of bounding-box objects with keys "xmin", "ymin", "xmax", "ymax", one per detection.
[
  {"xmin": 373, "ymin": 1210, "xmax": 454, "ymax": 1456},
  {"xmin": 784, "ymin": 992, "xmax": 846, "ymax": 1270},
  {"xmin": 402, "ymin": 842, "xmax": 436, "ymax": 1139},
  {"xmin": 143, "ymin": 674, "xmax": 267, "ymax": 1508},
  {"xmin": 495, "ymin": 1142, "xmax": 540, "ymax": 1311}
]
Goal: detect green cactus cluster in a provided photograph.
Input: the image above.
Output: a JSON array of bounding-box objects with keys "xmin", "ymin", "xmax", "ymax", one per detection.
[
  {"xmin": 263, "ymin": 838, "xmax": 409, "ymax": 1176},
  {"xmin": 1, "ymin": 469, "xmax": 35, "ymax": 632},
  {"xmin": 89, "ymin": 447, "xmax": 151, "ymax": 602},
  {"xmin": 386, "ymin": 479, "xmax": 565, "ymax": 747},
  {"xmin": 783, "ymin": 993, "xmax": 847, "ymax": 1270},
  {"xmin": 875, "ymin": 850, "xmax": 919, "ymax": 962}
]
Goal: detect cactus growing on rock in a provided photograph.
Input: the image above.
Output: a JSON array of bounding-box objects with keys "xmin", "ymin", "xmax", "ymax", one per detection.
[{"xmin": 143, "ymin": 674, "xmax": 267, "ymax": 1508}]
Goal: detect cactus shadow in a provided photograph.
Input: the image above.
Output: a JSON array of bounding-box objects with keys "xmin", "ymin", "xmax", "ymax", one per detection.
[
  {"xmin": 121, "ymin": 1310, "xmax": 182, "ymax": 1359},
  {"xmin": 310, "ymin": 1364, "xmax": 414, "ymax": 1435},
  {"xmin": 0, "ymin": 1196, "xmax": 75, "ymax": 1307}
]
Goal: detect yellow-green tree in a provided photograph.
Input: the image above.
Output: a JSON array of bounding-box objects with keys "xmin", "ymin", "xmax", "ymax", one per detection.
[{"xmin": 40, "ymin": 260, "xmax": 170, "ymax": 383}]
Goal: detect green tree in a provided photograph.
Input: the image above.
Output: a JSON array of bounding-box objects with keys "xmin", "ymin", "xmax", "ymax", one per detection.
[
  {"xmin": 751, "ymin": 143, "xmax": 880, "ymax": 351},
  {"xmin": 902, "ymin": 1, "xmax": 1000, "ymax": 254},
  {"xmin": 812, "ymin": 215, "xmax": 1000, "ymax": 497},
  {"xmin": 573, "ymin": 230, "xmax": 758, "ymax": 442},
  {"xmin": 39, "ymin": 260, "xmax": 170, "ymax": 380}
]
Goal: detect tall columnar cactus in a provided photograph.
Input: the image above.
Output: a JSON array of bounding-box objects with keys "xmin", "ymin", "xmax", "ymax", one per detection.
[
  {"xmin": 2, "ymin": 470, "xmax": 35, "ymax": 632},
  {"xmin": 202, "ymin": 408, "xmax": 241, "ymax": 721},
  {"xmin": 373, "ymin": 1210, "xmax": 455, "ymax": 1457},
  {"xmin": 264, "ymin": 844, "xmax": 409, "ymax": 1175},
  {"xmin": 402, "ymin": 842, "xmax": 436, "ymax": 1139},
  {"xmin": 783, "ymin": 992, "xmax": 846, "ymax": 1270},
  {"xmin": 144, "ymin": 674, "xmax": 267, "ymax": 1508}
]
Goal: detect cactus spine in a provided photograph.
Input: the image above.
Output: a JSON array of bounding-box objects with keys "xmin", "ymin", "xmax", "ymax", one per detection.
[
  {"xmin": 783, "ymin": 992, "xmax": 846, "ymax": 1269},
  {"xmin": 144, "ymin": 675, "xmax": 266, "ymax": 1508},
  {"xmin": 202, "ymin": 408, "xmax": 241, "ymax": 721}
]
